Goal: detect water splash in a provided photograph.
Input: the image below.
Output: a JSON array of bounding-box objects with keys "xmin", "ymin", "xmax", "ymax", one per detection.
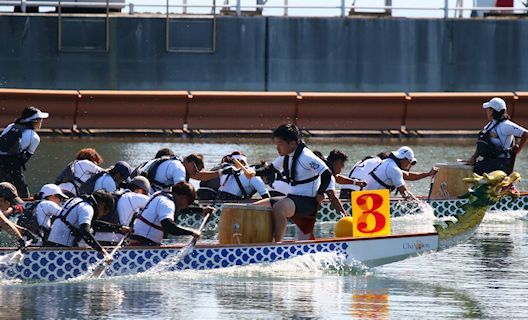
[
  {"xmin": 484, "ymin": 210, "xmax": 528, "ymax": 223},
  {"xmin": 391, "ymin": 198, "xmax": 457, "ymax": 233},
  {"xmin": 145, "ymin": 240, "xmax": 196, "ymax": 274}
]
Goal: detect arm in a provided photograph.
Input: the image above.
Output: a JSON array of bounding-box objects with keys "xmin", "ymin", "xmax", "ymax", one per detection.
[
  {"xmin": 160, "ymin": 218, "xmax": 198, "ymax": 237},
  {"xmin": 192, "ymin": 170, "xmax": 221, "ymax": 181},
  {"xmin": 78, "ymin": 223, "xmax": 105, "ymax": 253},
  {"xmin": 0, "ymin": 211, "xmax": 23, "ymax": 241},
  {"xmin": 192, "ymin": 166, "xmax": 237, "ymax": 181},
  {"xmin": 403, "ymin": 168, "xmax": 437, "ymax": 181},
  {"xmin": 325, "ymin": 189, "xmax": 347, "ymax": 217},
  {"xmin": 396, "ymin": 185, "xmax": 416, "ymax": 200},
  {"xmin": 250, "ymin": 176, "xmax": 270, "ymax": 199},
  {"xmin": 516, "ymin": 131, "xmax": 528, "ymax": 153},
  {"xmin": 335, "ymin": 174, "xmax": 366, "ymax": 187},
  {"xmin": 21, "ymin": 151, "xmax": 33, "ymax": 164},
  {"xmin": 316, "ymin": 169, "xmax": 332, "ymax": 203},
  {"xmin": 467, "ymin": 149, "xmax": 478, "ymax": 165}
]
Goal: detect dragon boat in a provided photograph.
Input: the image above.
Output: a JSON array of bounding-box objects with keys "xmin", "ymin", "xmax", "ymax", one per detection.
[
  {"xmin": 0, "ymin": 171, "xmax": 519, "ymax": 282},
  {"xmin": 181, "ymin": 193, "xmax": 528, "ymax": 231}
]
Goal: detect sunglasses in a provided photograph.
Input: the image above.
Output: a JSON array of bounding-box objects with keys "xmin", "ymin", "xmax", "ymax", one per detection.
[{"xmin": 191, "ymin": 161, "xmax": 201, "ymax": 174}]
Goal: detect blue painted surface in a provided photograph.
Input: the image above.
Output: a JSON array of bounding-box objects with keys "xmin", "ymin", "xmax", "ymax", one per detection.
[{"xmin": 0, "ymin": 15, "xmax": 527, "ymax": 91}]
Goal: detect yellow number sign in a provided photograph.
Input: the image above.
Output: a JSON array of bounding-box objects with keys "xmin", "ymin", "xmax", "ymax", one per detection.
[{"xmin": 351, "ymin": 189, "xmax": 391, "ymax": 237}]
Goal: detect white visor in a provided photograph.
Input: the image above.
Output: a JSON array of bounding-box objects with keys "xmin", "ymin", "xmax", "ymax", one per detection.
[{"xmin": 20, "ymin": 111, "xmax": 49, "ymax": 123}]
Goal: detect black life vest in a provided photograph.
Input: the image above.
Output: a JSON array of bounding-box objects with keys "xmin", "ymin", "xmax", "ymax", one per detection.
[
  {"xmin": 54, "ymin": 160, "xmax": 101, "ymax": 194},
  {"xmin": 283, "ymin": 142, "xmax": 318, "ymax": 186},
  {"xmin": 133, "ymin": 156, "xmax": 184, "ymax": 189},
  {"xmin": 78, "ymin": 171, "xmax": 109, "ymax": 195},
  {"xmin": 56, "ymin": 197, "xmax": 90, "ymax": 244},
  {"xmin": 16, "ymin": 201, "xmax": 42, "ymax": 237},
  {"xmin": 0, "ymin": 124, "xmax": 27, "ymax": 156},
  {"xmin": 476, "ymin": 119, "xmax": 510, "ymax": 158}
]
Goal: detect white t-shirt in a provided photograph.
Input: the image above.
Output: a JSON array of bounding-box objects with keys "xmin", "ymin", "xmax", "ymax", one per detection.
[
  {"xmin": 35, "ymin": 200, "xmax": 62, "ymax": 230},
  {"xmin": 58, "ymin": 160, "xmax": 103, "ymax": 196},
  {"xmin": 93, "ymin": 173, "xmax": 117, "ymax": 193},
  {"xmin": 483, "ymin": 120, "xmax": 528, "ymax": 158},
  {"xmin": 220, "ymin": 168, "xmax": 269, "ymax": 198},
  {"xmin": 363, "ymin": 158, "xmax": 405, "ymax": 190},
  {"xmin": 0, "ymin": 123, "xmax": 40, "ymax": 154},
  {"xmin": 47, "ymin": 198, "xmax": 94, "ymax": 246},
  {"xmin": 142, "ymin": 159, "xmax": 186, "ymax": 191},
  {"xmin": 132, "ymin": 193, "xmax": 175, "ymax": 244},
  {"xmin": 95, "ymin": 191, "xmax": 149, "ymax": 243},
  {"xmin": 326, "ymin": 175, "xmax": 336, "ymax": 192},
  {"xmin": 341, "ymin": 157, "xmax": 383, "ymax": 191},
  {"xmin": 271, "ymin": 146, "xmax": 329, "ymax": 197},
  {"xmin": 268, "ymin": 180, "xmax": 290, "ymax": 196}
]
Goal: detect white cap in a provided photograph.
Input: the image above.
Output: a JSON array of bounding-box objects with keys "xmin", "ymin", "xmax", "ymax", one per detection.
[
  {"xmin": 39, "ymin": 184, "xmax": 69, "ymax": 199},
  {"xmin": 392, "ymin": 146, "xmax": 417, "ymax": 164},
  {"xmin": 483, "ymin": 97, "xmax": 506, "ymax": 112}
]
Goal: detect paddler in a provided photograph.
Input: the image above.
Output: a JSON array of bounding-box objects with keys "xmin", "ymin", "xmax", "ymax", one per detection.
[
  {"xmin": 243, "ymin": 124, "xmax": 333, "ymax": 242},
  {"xmin": 79, "ymin": 161, "xmax": 132, "ymax": 194},
  {"xmin": 340, "ymin": 146, "xmax": 438, "ymax": 199},
  {"xmin": 361, "ymin": 146, "xmax": 436, "ymax": 199},
  {"xmin": 0, "ymin": 106, "xmax": 49, "ymax": 198},
  {"xmin": 466, "ymin": 97, "xmax": 528, "ymax": 175},
  {"xmin": 128, "ymin": 181, "xmax": 213, "ymax": 246},
  {"xmin": 0, "ymin": 182, "xmax": 37, "ymax": 247},
  {"xmin": 217, "ymin": 151, "xmax": 270, "ymax": 200},
  {"xmin": 132, "ymin": 151, "xmax": 222, "ymax": 192},
  {"xmin": 94, "ymin": 176, "xmax": 151, "ymax": 246},
  {"xmin": 55, "ymin": 148, "xmax": 105, "ymax": 197},
  {"xmin": 45, "ymin": 190, "xmax": 119, "ymax": 263}
]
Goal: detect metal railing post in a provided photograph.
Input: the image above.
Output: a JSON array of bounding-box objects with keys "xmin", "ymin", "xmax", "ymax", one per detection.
[
  {"xmin": 183, "ymin": 0, "xmax": 187, "ymax": 14},
  {"xmin": 284, "ymin": 0, "xmax": 288, "ymax": 16},
  {"xmin": 106, "ymin": 0, "xmax": 110, "ymax": 51},
  {"xmin": 21, "ymin": 0, "xmax": 26, "ymax": 12},
  {"xmin": 236, "ymin": 0, "xmax": 240, "ymax": 16},
  {"xmin": 385, "ymin": 0, "xmax": 392, "ymax": 16},
  {"xmin": 129, "ymin": 2, "xmax": 134, "ymax": 15},
  {"xmin": 340, "ymin": 0, "xmax": 345, "ymax": 17},
  {"xmin": 444, "ymin": 0, "xmax": 449, "ymax": 18},
  {"xmin": 57, "ymin": 0, "xmax": 62, "ymax": 51},
  {"xmin": 165, "ymin": 0, "xmax": 169, "ymax": 51}
]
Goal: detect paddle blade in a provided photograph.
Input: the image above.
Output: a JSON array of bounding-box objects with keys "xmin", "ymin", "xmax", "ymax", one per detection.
[
  {"xmin": 91, "ymin": 263, "xmax": 107, "ymax": 279},
  {"xmin": 0, "ymin": 250, "xmax": 24, "ymax": 265}
]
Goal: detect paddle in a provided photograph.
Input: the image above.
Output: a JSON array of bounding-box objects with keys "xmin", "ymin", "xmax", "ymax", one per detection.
[
  {"xmin": 232, "ymin": 158, "xmax": 253, "ymax": 178},
  {"xmin": 0, "ymin": 211, "xmax": 31, "ymax": 265},
  {"xmin": 190, "ymin": 211, "xmax": 212, "ymax": 247},
  {"xmin": 90, "ymin": 235, "xmax": 127, "ymax": 279},
  {"xmin": 0, "ymin": 240, "xmax": 31, "ymax": 265},
  {"xmin": 426, "ymin": 173, "xmax": 436, "ymax": 203}
]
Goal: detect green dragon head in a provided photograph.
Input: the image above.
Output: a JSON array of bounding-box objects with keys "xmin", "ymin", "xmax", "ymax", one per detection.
[{"xmin": 434, "ymin": 170, "xmax": 520, "ymax": 247}]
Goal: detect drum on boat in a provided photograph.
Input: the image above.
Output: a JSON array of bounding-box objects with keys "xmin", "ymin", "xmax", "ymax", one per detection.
[
  {"xmin": 430, "ymin": 163, "xmax": 474, "ymax": 199},
  {"xmin": 218, "ymin": 204, "xmax": 273, "ymax": 244}
]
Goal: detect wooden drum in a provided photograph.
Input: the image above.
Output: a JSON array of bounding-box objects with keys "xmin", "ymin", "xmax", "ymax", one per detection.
[
  {"xmin": 218, "ymin": 204, "xmax": 273, "ymax": 245},
  {"xmin": 430, "ymin": 163, "xmax": 474, "ymax": 199}
]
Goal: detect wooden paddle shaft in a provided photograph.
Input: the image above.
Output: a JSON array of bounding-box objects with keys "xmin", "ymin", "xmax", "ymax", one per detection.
[{"xmin": 232, "ymin": 158, "xmax": 253, "ymax": 176}]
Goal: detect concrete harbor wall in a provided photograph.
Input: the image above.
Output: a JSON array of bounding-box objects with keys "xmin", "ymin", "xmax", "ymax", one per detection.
[{"xmin": 0, "ymin": 14, "xmax": 528, "ymax": 92}]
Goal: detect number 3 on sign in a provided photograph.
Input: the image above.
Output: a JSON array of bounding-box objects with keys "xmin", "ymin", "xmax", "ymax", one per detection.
[{"xmin": 351, "ymin": 189, "xmax": 391, "ymax": 237}]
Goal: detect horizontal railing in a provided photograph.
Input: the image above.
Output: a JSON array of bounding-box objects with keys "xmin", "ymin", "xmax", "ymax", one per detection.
[
  {"xmin": 0, "ymin": 0, "xmax": 525, "ymax": 18},
  {"xmin": 1, "ymin": 89, "xmax": 528, "ymax": 132}
]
